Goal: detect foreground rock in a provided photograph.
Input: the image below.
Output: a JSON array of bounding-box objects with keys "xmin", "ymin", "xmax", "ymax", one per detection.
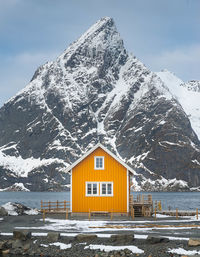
[
  {"xmin": 47, "ymin": 232, "xmax": 61, "ymax": 242},
  {"xmin": 110, "ymin": 234, "xmax": 134, "ymax": 243},
  {"xmin": 75, "ymin": 234, "xmax": 97, "ymax": 242},
  {"xmin": 146, "ymin": 236, "xmax": 170, "ymax": 244},
  {"xmin": 0, "ymin": 231, "xmax": 197, "ymax": 257},
  {"xmin": 0, "ymin": 207, "xmax": 8, "ymax": 217},
  {"xmin": 188, "ymin": 238, "xmax": 200, "ymax": 246}
]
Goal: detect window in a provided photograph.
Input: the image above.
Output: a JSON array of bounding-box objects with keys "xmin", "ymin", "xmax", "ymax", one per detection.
[
  {"xmin": 86, "ymin": 182, "xmax": 99, "ymax": 196},
  {"xmin": 95, "ymin": 156, "xmax": 104, "ymax": 170},
  {"xmin": 85, "ymin": 182, "xmax": 113, "ymax": 197},
  {"xmin": 100, "ymin": 182, "xmax": 113, "ymax": 196}
]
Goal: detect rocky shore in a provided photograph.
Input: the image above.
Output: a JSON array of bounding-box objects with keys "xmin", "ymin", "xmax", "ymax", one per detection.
[
  {"xmin": 1, "ymin": 203, "xmax": 200, "ymax": 256},
  {"xmin": 1, "ymin": 230, "xmax": 200, "ymax": 257}
]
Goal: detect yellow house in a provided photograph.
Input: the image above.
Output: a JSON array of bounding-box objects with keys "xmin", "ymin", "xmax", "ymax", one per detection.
[{"xmin": 65, "ymin": 143, "xmax": 135, "ymax": 216}]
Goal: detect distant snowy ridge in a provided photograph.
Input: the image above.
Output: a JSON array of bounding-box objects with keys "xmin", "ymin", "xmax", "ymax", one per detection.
[{"xmin": 156, "ymin": 70, "xmax": 200, "ymax": 140}]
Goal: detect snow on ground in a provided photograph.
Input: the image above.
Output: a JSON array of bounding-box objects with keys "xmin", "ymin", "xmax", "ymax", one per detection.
[
  {"xmin": 168, "ymin": 247, "xmax": 200, "ymax": 255},
  {"xmin": 85, "ymin": 244, "xmax": 144, "ymax": 254},
  {"xmin": 41, "ymin": 242, "xmax": 72, "ymax": 250},
  {"xmin": 15, "ymin": 216, "xmax": 199, "ymax": 234},
  {"xmin": 24, "ymin": 209, "xmax": 39, "ymax": 215}
]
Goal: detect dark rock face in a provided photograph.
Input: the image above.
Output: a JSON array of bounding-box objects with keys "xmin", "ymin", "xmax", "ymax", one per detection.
[
  {"xmin": 0, "ymin": 207, "xmax": 8, "ymax": 217},
  {"xmin": 0, "ymin": 17, "xmax": 200, "ymax": 191}
]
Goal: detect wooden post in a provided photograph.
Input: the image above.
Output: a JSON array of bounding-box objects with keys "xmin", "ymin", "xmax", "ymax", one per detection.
[
  {"xmin": 110, "ymin": 210, "xmax": 113, "ymax": 221},
  {"xmin": 142, "ymin": 195, "xmax": 144, "ymax": 204},
  {"xmin": 154, "ymin": 207, "xmax": 157, "ymax": 220},
  {"xmin": 64, "ymin": 200, "xmax": 66, "ymax": 211},
  {"xmin": 142, "ymin": 206, "xmax": 144, "ymax": 216},
  {"xmin": 56, "ymin": 200, "xmax": 59, "ymax": 211},
  {"xmin": 132, "ymin": 207, "xmax": 135, "ymax": 220},
  {"xmin": 176, "ymin": 208, "xmax": 178, "ymax": 219},
  {"xmin": 48, "ymin": 201, "xmax": 50, "ymax": 212},
  {"xmin": 43, "ymin": 210, "xmax": 46, "ymax": 223},
  {"xmin": 196, "ymin": 208, "xmax": 198, "ymax": 220},
  {"xmin": 41, "ymin": 200, "xmax": 43, "ymax": 212},
  {"xmin": 66, "ymin": 208, "xmax": 68, "ymax": 219},
  {"xmin": 88, "ymin": 209, "xmax": 91, "ymax": 221},
  {"xmin": 158, "ymin": 201, "xmax": 162, "ymax": 211}
]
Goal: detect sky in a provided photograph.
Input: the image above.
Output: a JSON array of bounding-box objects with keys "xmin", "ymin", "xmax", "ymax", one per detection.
[{"xmin": 0, "ymin": 0, "xmax": 200, "ymax": 107}]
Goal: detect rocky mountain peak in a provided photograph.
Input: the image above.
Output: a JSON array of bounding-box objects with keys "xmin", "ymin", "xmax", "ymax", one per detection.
[{"xmin": 0, "ymin": 17, "xmax": 200, "ymax": 192}]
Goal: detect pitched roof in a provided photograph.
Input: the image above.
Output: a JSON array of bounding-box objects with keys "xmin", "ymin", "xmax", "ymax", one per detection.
[{"xmin": 64, "ymin": 143, "xmax": 135, "ymax": 174}]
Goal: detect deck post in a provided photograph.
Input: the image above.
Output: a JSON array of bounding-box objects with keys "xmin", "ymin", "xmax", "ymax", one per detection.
[
  {"xmin": 41, "ymin": 200, "xmax": 43, "ymax": 212},
  {"xmin": 48, "ymin": 201, "xmax": 50, "ymax": 212},
  {"xmin": 88, "ymin": 209, "xmax": 91, "ymax": 221},
  {"xmin": 43, "ymin": 210, "xmax": 46, "ymax": 223},
  {"xmin": 176, "ymin": 208, "xmax": 178, "ymax": 219},
  {"xmin": 132, "ymin": 207, "xmax": 135, "ymax": 220},
  {"xmin": 110, "ymin": 210, "xmax": 113, "ymax": 221},
  {"xmin": 64, "ymin": 200, "xmax": 66, "ymax": 211},
  {"xmin": 196, "ymin": 208, "xmax": 198, "ymax": 220},
  {"xmin": 66, "ymin": 208, "xmax": 68, "ymax": 220},
  {"xmin": 154, "ymin": 207, "xmax": 156, "ymax": 220},
  {"xmin": 56, "ymin": 200, "xmax": 59, "ymax": 211}
]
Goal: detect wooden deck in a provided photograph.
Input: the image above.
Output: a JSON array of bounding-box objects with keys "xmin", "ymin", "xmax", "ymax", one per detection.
[{"xmin": 129, "ymin": 194, "xmax": 153, "ymax": 217}]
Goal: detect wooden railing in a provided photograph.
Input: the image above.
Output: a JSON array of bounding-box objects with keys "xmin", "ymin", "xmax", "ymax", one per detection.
[
  {"xmin": 41, "ymin": 200, "xmax": 70, "ymax": 212},
  {"xmin": 130, "ymin": 194, "xmax": 152, "ymax": 205}
]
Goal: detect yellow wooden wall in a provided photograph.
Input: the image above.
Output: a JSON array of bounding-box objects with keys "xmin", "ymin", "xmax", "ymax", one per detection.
[{"xmin": 71, "ymin": 147, "xmax": 128, "ymax": 213}]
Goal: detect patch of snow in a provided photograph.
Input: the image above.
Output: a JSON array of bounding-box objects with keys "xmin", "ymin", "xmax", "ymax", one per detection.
[
  {"xmin": 41, "ymin": 242, "xmax": 72, "ymax": 249},
  {"xmin": 50, "ymin": 242, "xmax": 72, "ymax": 250},
  {"xmin": 24, "ymin": 209, "xmax": 39, "ymax": 215},
  {"xmin": 0, "ymin": 150, "xmax": 67, "ymax": 178},
  {"xmin": 2, "ymin": 202, "xmax": 18, "ymax": 216},
  {"xmin": 0, "ymin": 182, "xmax": 30, "ymax": 192},
  {"xmin": 85, "ymin": 244, "xmax": 144, "ymax": 254},
  {"xmin": 168, "ymin": 247, "xmax": 200, "ymax": 255}
]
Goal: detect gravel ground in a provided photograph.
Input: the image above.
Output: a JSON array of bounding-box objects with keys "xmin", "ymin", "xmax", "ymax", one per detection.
[{"xmin": 0, "ymin": 214, "xmax": 200, "ymax": 256}]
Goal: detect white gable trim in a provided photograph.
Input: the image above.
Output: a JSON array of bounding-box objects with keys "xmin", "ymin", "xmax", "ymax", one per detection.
[{"xmin": 64, "ymin": 143, "xmax": 136, "ymax": 174}]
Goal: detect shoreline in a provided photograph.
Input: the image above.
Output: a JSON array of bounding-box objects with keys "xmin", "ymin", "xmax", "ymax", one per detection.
[{"xmin": 1, "ymin": 214, "xmax": 200, "ymax": 256}]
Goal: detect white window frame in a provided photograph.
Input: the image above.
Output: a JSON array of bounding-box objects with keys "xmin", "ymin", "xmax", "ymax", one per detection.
[
  {"xmin": 94, "ymin": 156, "xmax": 104, "ymax": 170},
  {"xmin": 100, "ymin": 182, "xmax": 113, "ymax": 196},
  {"xmin": 86, "ymin": 182, "xmax": 99, "ymax": 196}
]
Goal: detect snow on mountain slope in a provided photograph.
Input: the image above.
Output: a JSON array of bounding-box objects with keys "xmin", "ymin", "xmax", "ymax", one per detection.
[
  {"xmin": 156, "ymin": 70, "xmax": 200, "ymax": 140},
  {"xmin": 0, "ymin": 17, "xmax": 200, "ymax": 191}
]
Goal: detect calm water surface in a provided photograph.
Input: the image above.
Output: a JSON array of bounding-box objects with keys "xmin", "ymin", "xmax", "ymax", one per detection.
[{"xmin": 0, "ymin": 191, "xmax": 199, "ymax": 210}]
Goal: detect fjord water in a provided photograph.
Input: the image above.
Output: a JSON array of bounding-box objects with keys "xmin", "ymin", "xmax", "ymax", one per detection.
[{"xmin": 0, "ymin": 192, "xmax": 200, "ymax": 211}]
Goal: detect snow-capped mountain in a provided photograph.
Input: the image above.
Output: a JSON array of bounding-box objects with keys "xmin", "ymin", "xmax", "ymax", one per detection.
[
  {"xmin": 156, "ymin": 70, "xmax": 200, "ymax": 140},
  {"xmin": 0, "ymin": 17, "xmax": 200, "ymax": 191}
]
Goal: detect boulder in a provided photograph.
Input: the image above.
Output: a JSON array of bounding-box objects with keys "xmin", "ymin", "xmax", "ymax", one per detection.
[
  {"xmin": 12, "ymin": 239, "xmax": 31, "ymax": 251},
  {"xmin": 12, "ymin": 203, "xmax": 30, "ymax": 215},
  {"xmin": 188, "ymin": 238, "xmax": 200, "ymax": 246},
  {"xmin": 0, "ymin": 241, "xmax": 10, "ymax": 250},
  {"xmin": 0, "ymin": 207, "xmax": 8, "ymax": 217},
  {"xmin": 47, "ymin": 232, "xmax": 61, "ymax": 242},
  {"xmin": 146, "ymin": 236, "xmax": 169, "ymax": 244},
  {"xmin": 110, "ymin": 234, "xmax": 134, "ymax": 243},
  {"xmin": 75, "ymin": 234, "xmax": 97, "ymax": 242},
  {"xmin": 13, "ymin": 230, "xmax": 31, "ymax": 241}
]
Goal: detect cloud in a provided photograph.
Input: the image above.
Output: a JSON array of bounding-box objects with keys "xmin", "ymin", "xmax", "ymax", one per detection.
[{"xmin": 142, "ymin": 44, "xmax": 200, "ymax": 81}]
